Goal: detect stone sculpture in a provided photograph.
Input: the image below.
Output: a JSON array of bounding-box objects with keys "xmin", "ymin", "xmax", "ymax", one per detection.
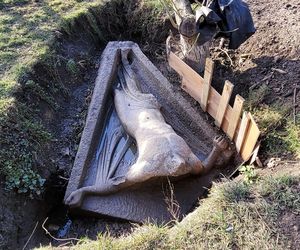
[{"xmin": 65, "ymin": 49, "xmax": 233, "ymax": 208}]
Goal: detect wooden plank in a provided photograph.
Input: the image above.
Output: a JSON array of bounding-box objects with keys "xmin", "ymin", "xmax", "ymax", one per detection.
[
  {"xmin": 168, "ymin": 52, "xmax": 205, "ymax": 88},
  {"xmin": 214, "ymin": 80, "xmax": 234, "ymax": 127},
  {"xmin": 206, "ymin": 87, "xmax": 220, "ymax": 118},
  {"xmin": 250, "ymin": 143, "xmax": 261, "ymax": 165},
  {"xmin": 240, "ymin": 113, "xmax": 261, "ymax": 161},
  {"xmin": 226, "ymin": 95, "xmax": 244, "ymax": 140},
  {"xmin": 168, "ymin": 53, "xmax": 241, "ymax": 139},
  {"xmin": 235, "ymin": 112, "xmax": 251, "ymax": 153},
  {"xmin": 168, "ymin": 52, "xmax": 261, "ymax": 160},
  {"xmin": 201, "ymin": 58, "xmax": 214, "ymax": 111},
  {"xmin": 181, "ymin": 78, "xmax": 202, "ymax": 103},
  {"xmin": 171, "ymin": 65, "xmax": 238, "ymax": 136}
]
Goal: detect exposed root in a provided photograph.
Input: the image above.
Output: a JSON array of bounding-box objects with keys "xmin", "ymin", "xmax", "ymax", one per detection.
[
  {"xmin": 42, "ymin": 217, "xmax": 79, "ymax": 242},
  {"xmin": 163, "ymin": 178, "xmax": 181, "ymax": 221},
  {"xmin": 216, "ymin": 47, "xmax": 234, "ymax": 67},
  {"xmin": 22, "ymin": 222, "xmax": 38, "ymax": 250}
]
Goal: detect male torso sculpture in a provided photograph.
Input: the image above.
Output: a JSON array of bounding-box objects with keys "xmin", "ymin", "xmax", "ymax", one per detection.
[{"xmin": 65, "ymin": 50, "xmax": 233, "ymax": 207}]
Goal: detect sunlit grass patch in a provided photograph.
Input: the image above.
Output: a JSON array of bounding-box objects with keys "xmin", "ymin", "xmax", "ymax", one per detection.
[
  {"xmin": 245, "ymin": 84, "xmax": 269, "ymax": 111},
  {"xmin": 0, "ymin": 0, "xmax": 166, "ymax": 196},
  {"xmin": 284, "ymin": 121, "xmax": 300, "ymax": 158},
  {"xmin": 0, "ymin": 0, "xmax": 106, "ymax": 195},
  {"xmin": 246, "ymin": 86, "xmax": 299, "ymax": 158},
  {"xmin": 36, "ymin": 174, "xmax": 299, "ymax": 250}
]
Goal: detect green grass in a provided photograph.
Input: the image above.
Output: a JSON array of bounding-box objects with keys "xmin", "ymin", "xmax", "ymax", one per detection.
[
  {"xmin": 0, "ymin": 102, "xmax": 51, "ymax": 195},
  {"xmin": 1, "ymin": 1, "xmax": 298, "ymax": 249},
  {"xmin": 0, "ymin": 0, "xmax": 107, "ymax": 195},
  {"xmin": 0, "ymin": 0, "xmax": 101, "ymax": 83},
  {"xmin": 246, "ymin": 85, "xmax": 300, "ymax": 158},
  {"xmin": 0, "ymin": 0, "xmax": 164, "ymax": 195},
  {"xmin": 37, "ymin": 174, "xmax": 300, "ymax": 250}
]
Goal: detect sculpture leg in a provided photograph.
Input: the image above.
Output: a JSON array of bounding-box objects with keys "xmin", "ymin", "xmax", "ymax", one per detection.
[
  {"xmin": 65, "ymin": 182, "xmax": 125, "ymax": 207},
  {"xmin": 201, "ymin": 136, "xmax": 234, "ymax": 174},
  {"xmin": 65, "ymin": 161, "xmax": 142, "ymax": 208},
  {"xmin": 65, "ymin": 136, "xmax": 233, "ymax": 207}
]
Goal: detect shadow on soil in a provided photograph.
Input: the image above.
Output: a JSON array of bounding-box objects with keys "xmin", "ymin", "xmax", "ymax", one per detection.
[{"xmin": 212, "ymin": 54, "xmax": 299, "ymax": 159}]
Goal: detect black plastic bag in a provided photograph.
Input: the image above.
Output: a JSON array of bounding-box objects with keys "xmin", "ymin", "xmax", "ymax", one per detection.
[{"xmin": 208, "ymin": 0, "xmax": 256, "ymax": 49}]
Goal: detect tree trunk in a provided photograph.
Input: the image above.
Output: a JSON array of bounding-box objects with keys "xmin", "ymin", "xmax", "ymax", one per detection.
[{"xmin": 171, "ymin": 0, "xmax": 210, "ymax": 73}]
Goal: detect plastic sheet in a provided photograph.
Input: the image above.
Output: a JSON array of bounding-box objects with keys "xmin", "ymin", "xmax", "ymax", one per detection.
[{"xmin": 208, "ymin": 0, "xmax": 256, "ymax": 49}]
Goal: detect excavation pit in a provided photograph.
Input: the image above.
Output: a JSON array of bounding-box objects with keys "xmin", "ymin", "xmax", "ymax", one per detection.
[{"xmin": 64, "ymin": 41, "xmax": 237, "ymax": 223}]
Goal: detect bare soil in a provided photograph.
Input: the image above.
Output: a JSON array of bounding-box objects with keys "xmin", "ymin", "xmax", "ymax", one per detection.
[
  {"xmin": 0, "ymin": 0, "xmax": 299, "ymax": 249},
  {"xmin": 279, "ymin": 210, "xmax": 300, "ymax": 249},
  {"xmin": 211, "ymin": 0, "xmax": 300, "ymax": 112}
]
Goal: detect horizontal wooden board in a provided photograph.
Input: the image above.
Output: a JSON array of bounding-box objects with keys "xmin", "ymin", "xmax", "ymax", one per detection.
[
  {"xmin": 168, "ymin": 52, "xmax": 260, "ymax": 161},
  {"xmin": 169, "ymin": 52, "xmax": 238, "ymax": 134},
  {"xmin": 181, "ymin": 78, "xmax": 201, "ymax": 103},
  {"xmin": 168, "ymin": 52, "xmax": 205, "ymax": 88}
]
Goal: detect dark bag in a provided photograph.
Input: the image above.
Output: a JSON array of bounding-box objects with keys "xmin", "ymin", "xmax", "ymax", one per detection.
[{"xmin": 208, "ymin": 0, "xmax": 256, "ymax": 49}]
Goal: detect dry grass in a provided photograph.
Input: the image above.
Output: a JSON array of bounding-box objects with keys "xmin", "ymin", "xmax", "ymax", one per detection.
[
  {"xmin": 37, "ymin": 173, "xmax": 300, "ymax": 250},
  {"xmin": 245, "ymin": 85, "xmax": 300, "ymax": 158}
]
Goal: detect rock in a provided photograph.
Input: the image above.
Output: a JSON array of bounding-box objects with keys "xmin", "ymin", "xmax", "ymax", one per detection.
[
  {"xmin": 272, "ymin": 68, "xmax": 287, "ymax": 74},
  {"xmin": 265, "ymin": 158, "xmax": 281, "ymax": 168},
  {"xmin": 274, "ymin": 88, "xmax": 281, "ymax": 93},
  {"xmin": 225, "ymin": 224, "xmax": 234, "ymax": 232},
  {"xmin": 61, "ymin": 147, "xmax": 70, "ymax": 156}
]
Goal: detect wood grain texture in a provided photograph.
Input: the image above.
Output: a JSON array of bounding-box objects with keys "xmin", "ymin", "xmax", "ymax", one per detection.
[
  {"xmin": 227, "ymin": 95, "xmax": 244, "ymax": 140},
  {"xmin": 240, "ymin": 113, "xmax": 261, "ymax": 161},
  {"xmin": 250, "ymin": 143, "xmax": 261, "ymax": 165},
  {"xmin": 214, "ymin": 80, "xmax": 234, "ymax": 128},
  {"xmin": 236, "ymin": 112, "xmax": 251, "ymax": 153},
  {"xmin": 181, "ymin": 78, "xmax": 202, "ymax": 103},
  {"xmin": 201, "ymin": 58, "xmax": 214, "ymax": 111},
  {"xmin": 168, "ymin": 52, "xmax": 260, "ymax": 161},
  {"xmin": 168, "ymin": 52, "xmax": 204, "ymax": 87},
  {"xmin": 168, "ymin": 53, "xmax": 237, "ymax": 136}
]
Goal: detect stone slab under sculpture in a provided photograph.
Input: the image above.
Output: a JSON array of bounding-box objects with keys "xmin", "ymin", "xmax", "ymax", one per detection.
[{"xmin": 64, "ymin": 41, "xmax": 235, "ymax": 223}]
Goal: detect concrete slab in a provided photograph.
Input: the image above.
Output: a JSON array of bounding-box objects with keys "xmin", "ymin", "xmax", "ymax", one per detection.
[{"xmin": 64, "ymin": 41, "xmax": 229, "ymax": 223}]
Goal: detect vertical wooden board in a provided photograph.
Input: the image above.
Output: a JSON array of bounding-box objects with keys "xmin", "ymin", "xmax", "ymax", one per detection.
[
  {"xmin": 235, "ymin": 112, "xmax": 250, "ymax": 153},
  {"xmin": 250, "ymin": 143, "xmax": 261, "ymax": 165},
  {"xmin": 168, "ymin": 50, "xmax": 261, "ymax": 160},
  {"xmin": 214, "ymin": 80, "xmax": 234, "ymax": 127},
  {"xmin": 207, "ymin": 87, "xmax": 221, "ymax": 118},
  {"xmin": 226, "ymin": 95, "xmax": 244, "ymax": 140},
  {"xmin": 240, "ymin": 113, "xmax": 261, "ymax": 161},
  {"xmin": 201, "ymin": 58, "xmax": 214, "ymax": 111},
  {"xmin": 232, "ymin": 118, "xmax": 241, "ymax": 142}
]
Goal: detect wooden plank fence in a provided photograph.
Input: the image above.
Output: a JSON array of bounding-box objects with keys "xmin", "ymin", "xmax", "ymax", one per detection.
[{"xmin": 168, "ymin": 51, "xmax": 260, "ymax": 161}]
